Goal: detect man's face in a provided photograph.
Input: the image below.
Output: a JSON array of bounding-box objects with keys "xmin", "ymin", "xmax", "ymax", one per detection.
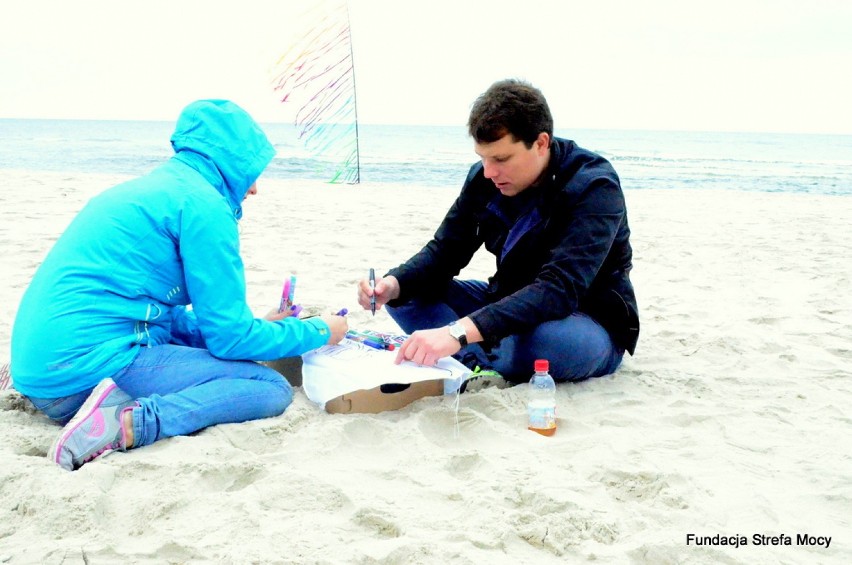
[{"xmin": 474, "ymin": 133, "xmax": 550, "ymax": 196}]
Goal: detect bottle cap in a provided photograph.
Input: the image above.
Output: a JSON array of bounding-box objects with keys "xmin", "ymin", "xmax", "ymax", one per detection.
[{"xmin": 534, "ymin": 359, "xmax": 549, "ymax": 372}]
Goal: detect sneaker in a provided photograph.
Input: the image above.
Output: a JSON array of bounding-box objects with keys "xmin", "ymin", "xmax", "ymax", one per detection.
[
  {"xmin": 48, "ymin": 378, "xmax": 137, "ymax": 471},
  {"xmin": 459, "ymin": 366, "xmax": 510, "ymax": 393}
]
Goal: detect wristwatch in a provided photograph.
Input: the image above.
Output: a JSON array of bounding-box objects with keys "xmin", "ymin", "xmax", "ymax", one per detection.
[{"xmin": 448, "ymin": 321, "xmax": 468, "ymax": 347}]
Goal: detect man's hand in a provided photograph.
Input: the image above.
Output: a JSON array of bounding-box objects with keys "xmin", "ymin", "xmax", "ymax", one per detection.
[
  {"xmin": 357, "ymin": 274, "xmax": 400, "ymax": 313},
  {"xmin": 394, "ymin": 326, "xmax": 461, "ymax": 366},
  {"xmin": 395, "ymin": 316, "xmax": 484, "ymax": 366}
]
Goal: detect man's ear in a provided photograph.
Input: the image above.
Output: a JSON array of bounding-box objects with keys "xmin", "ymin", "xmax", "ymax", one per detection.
[{"xmin": 535, "ymin": 132, "xmax": 551, "ymax": 155}]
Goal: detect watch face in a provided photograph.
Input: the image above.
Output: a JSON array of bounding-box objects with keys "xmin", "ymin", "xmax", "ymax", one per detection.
[{"xmin": 449, "ymin": 323, "xmax": 466, "ymax": 344}]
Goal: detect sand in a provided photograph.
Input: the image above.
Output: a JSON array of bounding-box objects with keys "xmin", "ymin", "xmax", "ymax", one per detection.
[{"xmin": 0, "ymin": 170, "xmax": 850, "ymax": 564}]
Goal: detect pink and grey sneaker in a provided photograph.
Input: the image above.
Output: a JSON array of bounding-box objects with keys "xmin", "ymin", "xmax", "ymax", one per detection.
[{"xmin": 48, "ymin": 378, "xmax": 137, "ymax": 471}]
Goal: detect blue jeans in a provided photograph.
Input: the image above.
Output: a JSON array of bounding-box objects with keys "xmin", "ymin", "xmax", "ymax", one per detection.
[
  {"xmin": 387, "ymin": 279, "xmax": 624, "ymax": 383},
  {"xmin": 25, "ymin": 344, "xmax": 292, "ymax": 447}
]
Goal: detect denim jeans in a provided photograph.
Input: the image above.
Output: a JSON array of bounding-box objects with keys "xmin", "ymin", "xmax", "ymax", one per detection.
[
  {"xmin": 25, "ymin": 344, "xmax": 292, "ymax": 447},
  {"xmin": 386, "ymin": 279, "xmax": 624, "ymax": 383}
]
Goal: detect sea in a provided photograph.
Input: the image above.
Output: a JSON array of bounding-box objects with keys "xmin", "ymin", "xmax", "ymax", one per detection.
[{"xmin": 1, "ymin": 119, "xmax": 850, "ymax": 195}]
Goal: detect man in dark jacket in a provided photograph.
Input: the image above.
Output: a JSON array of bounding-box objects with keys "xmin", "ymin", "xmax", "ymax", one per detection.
[{"xmin": 357, "ymin": 79, "xmax": 638, "ymax": 383}]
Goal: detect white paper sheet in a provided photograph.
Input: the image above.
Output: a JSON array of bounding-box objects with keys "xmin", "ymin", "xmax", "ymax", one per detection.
[{"xmin": 301, "ymin": 338, "xmax": 469, "ymax": 406}]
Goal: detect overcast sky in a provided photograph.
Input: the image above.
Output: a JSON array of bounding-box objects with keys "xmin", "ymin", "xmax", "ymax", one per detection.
[{"xmin": 1, "ymin": 0, "xmax": 850, "ymax": 134}]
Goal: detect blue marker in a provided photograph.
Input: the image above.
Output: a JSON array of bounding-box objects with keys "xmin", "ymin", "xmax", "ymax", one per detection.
[{"xmin": 359, "ymin": 339, "xmax": 385, "ymax": 351}]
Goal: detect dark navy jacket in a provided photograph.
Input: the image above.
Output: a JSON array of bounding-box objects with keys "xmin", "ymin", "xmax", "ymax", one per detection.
[{"xmin": 388, "ymin": 137, "xmax": 639, "ymax": 355}]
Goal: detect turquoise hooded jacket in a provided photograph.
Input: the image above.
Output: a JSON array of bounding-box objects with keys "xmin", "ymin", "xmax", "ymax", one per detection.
[{"xmin": 11, "ymin": 100, "xmax": 330, "ymax": 398}]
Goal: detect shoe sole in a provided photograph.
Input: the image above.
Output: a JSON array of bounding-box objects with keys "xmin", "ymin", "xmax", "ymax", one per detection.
[
  {"xmin": 48, "ymin": 378, "xmax": 117, "ymax": 469},
  {"xmin": 461, "ymin": 374, "xmax": 514, "ymax": 393}
]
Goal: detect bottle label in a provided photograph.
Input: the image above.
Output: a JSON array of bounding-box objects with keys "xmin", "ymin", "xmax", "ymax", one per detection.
[{"xmin": 528, "ymin": 403, "xmax": 556, "ymax": 431}]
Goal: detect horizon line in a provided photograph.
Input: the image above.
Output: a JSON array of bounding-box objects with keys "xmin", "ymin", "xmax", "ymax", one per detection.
[{"xmin": 0, "ymin": 116, "xmax": 850, "ymax": 138}]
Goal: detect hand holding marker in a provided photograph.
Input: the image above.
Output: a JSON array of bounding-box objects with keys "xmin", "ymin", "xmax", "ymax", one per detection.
[{"xmin": 278, "ymin": 275, "xmax": 347, "ymax": 320}]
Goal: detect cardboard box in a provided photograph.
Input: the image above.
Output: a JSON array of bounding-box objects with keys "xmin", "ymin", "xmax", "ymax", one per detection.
[
  {"xmin": 294, "ymin": 334, "xmax": 469, "ymax": 415},
  {"xmin": 324, "ymin": 379, "xmax": 444, "ymax": 414},
  {"xmin": 262, "ymin": 357, "xmax": 448, "ymax": 414}
]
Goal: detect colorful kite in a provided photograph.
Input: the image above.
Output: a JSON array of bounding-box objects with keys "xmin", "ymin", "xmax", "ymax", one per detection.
[{"xmin": 272, "ymin": 0, "xmax": 360, "ymax": 184}]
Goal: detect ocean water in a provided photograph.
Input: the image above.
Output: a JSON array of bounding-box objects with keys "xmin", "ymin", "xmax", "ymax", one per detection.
[{"xmin": 1, "ymin": 119, "xmax": 850, "ymax": 195}]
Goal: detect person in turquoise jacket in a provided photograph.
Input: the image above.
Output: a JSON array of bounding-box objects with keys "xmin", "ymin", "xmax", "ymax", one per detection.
[{"xmin": 11, "ymin": 99, "xmax": 348, "ymax": 471}]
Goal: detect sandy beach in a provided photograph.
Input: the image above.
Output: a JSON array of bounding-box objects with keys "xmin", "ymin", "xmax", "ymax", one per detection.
[{"xmin": 1, "ymin": 170, "xmax": 850, "ymax": 564}]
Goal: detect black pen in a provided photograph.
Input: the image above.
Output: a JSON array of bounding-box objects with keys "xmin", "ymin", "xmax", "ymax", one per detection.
[{"xmin": 369, "ymin": 268, "xmax": 376, "ymax": 316}]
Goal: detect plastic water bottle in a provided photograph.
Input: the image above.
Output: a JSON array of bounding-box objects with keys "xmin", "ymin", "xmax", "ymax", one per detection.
[{"xmin": 527, "ymin": 359, "xmax": 557, "ymax": 436}]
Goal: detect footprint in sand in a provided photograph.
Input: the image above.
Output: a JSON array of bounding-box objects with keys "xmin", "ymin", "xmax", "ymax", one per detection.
[
  {"xmin": 351, "ymin": 507, "xmax": 402, "ymax": 538},
  {"xmin": 594, "ymin": 469, "xmax": 688, "ymax": 509}
]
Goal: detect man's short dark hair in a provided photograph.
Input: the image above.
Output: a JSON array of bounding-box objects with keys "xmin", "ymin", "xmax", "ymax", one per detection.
[{"xmin": 467, "ymin": 79, "xmax": 554, "ymax": 147}]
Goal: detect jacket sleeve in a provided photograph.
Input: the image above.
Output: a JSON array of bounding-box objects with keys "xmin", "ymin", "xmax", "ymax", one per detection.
[
  {"xmin": 176, "ymin": 195, "xmax": 330, "ymax": 360},
  {"xmin": 470, "ymin": 172, "xmax": 626, "ymax": 343},
  {"xmin": 387, "ymin": 167, "xmax": 484, "ymax": 303}
]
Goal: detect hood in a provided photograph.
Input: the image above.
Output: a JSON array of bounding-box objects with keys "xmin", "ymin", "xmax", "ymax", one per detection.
[{"xmin": 170, "ymin": 99, "xmax": 276, "ymax": 219}]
